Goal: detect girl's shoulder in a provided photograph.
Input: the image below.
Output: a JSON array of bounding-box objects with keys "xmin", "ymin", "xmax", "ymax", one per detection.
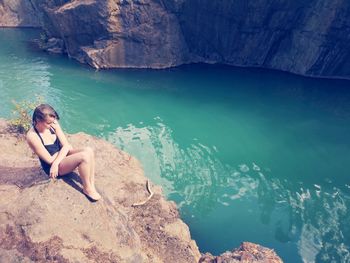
[
  {"xmin": 26, "ymin": 127, "xmax": 34, "ymax": 135},
  {"xmin": 26, "ymin": 127, "xmax": 37, "ymax": 141}
]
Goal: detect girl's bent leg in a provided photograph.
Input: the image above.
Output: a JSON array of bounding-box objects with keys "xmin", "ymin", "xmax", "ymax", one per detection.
[
  {"xmin": 58, "ymin": 152, "xmax": 100, "ymax": 199},
  {"xmin": 57, "ymin": 153, "xmax": 82, "ymax": 176},
  {"xmin": 68, "ymin": 147, "xmax": 96, "ymax": 187},
  {"xmin": 84, "ymin": 147, "xmax": 96, "ymax": 187}
]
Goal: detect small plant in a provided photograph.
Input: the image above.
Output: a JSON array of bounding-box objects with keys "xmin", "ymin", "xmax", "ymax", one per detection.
[
  {"xmin": 9, "ymin": 95, "xmax": 44, "ymax": 134},
  {"xmin": 36, "ymin": 31, "xmax": 49, "ymax": 50},
  {"xmin": 39, "ymin": 32, "xmax": 47, "ymax": 42}
]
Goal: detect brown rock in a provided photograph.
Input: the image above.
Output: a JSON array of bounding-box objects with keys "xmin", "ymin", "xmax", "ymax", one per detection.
[
  {"xmin": 199, "ymin": 242, "xmax": 283, "ymax": 263},
  {"xmin": 0, "ymin": 119, "xmax": 200, "ymax": 262},
  {"xmin": 23, "ymin": 0, "xmax": 350, "ymax": 79},
  {"xmin": 0, "ymin": 0, "xmax": 40, "ymax": 27},
  {"xmin": 0, "ymin": 118, "xmax": 284, "ymax": 262},
  {"xmin": 30, "ymin": 0, "xmax": 190, "ymax": 69},
  {"xmin": 2, "ymin": 0, "xmax": 350, "ymax": 78}
]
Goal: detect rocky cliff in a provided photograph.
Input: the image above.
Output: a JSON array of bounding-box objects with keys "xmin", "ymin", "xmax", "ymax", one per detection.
[
  {"xmin": 0, "ymin": 119, "xmax": 283, "ymax": 262},
  {"xmin": 0, "ymin": 119, "xmax": 200, "ymax": 263},
  {"xmin": 179, "ymin": 0, "xmax": 350, "ymax": 79},
  {"xmin": 28, "ymin": 0, "xmax": 189, "ymax": 68},
  {"xmin": 199, "ymin": 242, "xmax": 283, "ymax": 263},
  {"xmin": 0, "ymin": 0, "xmax": 349, "ymax": 78},
  {"xmin": 0, "ymin": 0, "xmax": 39, "ymax": 27}
]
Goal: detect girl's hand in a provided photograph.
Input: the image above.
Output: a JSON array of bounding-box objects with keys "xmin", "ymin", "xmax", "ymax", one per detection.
[
  {"xmin": 50, "ymin": 163, "xmax": 59, "ymax": 179},
  {"xmin": 49, "ymin": 120, "xmax": 57, "ymax": 130}
]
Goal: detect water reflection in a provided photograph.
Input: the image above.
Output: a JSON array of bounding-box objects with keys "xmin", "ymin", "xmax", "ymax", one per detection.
[
  {"xmin": 107, "ymin": 118, "xmax": 350, "ymax": 263},
  {"xmin": 256, "ymin": 168, "xmax": 350, "ymax": 262}
]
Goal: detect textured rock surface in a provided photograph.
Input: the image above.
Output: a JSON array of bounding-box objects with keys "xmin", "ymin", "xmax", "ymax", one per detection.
[
  {"xmin": 29, "ymin": 0, "xmax": 189, "ymax": 68},
  {"xmin": 0, "ymin": 119, "xmax": 200, "ymax": 263},
  {"xmin": 179, "ymin": 0, "xmax": 350, "ymax": 79},
  {"xmin": 0, "ymin": 0, "xmax": 39, "ymax": 27},
  {"xmin": 28, "ymin": 0, "xmax": 350, "ymax": 79},
  {"xmin": 1, "ymin": 0, "xmax": 349, "ymax": 78},
  {"xmin": 0, "ymin": 118, "xmax": 284, "ymax": 262},
  {"xmin": 199, "ymin": 242, "xmax": 283, "ymax": 263}
]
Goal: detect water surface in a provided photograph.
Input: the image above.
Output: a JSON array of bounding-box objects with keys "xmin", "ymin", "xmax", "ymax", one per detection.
[{"xmin": 1, "ymin": 28, "xmax": 350, "ymax": 263}]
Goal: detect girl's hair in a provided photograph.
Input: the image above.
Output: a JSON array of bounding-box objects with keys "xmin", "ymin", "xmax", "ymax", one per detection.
[{"xmin": 32, "ymin": 104, "xmax": 60, "ymax": 126}]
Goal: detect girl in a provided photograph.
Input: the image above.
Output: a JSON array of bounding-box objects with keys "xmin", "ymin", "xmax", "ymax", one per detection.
[{"xmin": 26, "ymin": 104, "xmax": 101, "ymax": 202}]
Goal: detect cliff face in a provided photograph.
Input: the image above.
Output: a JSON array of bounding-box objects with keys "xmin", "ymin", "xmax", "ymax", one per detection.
[
  {"xmin": 178, "ymin": 0, "xmax": 350, "ymax": 79},
  {"xmin": 1, "ymin": 0, "xmax": 349, "ymax": 77},
  {"xmin": 29, "ymin": 0, "xmax": 189, "ymax": 69},
  {"xmin": 0, "ymin": 0, "xmax": 39, "ymax": 27}
]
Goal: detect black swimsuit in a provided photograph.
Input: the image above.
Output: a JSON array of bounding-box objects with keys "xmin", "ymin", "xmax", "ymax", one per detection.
[{"xmin": 34, "ymin": 126, "xmax": 62, "ymax": 176}]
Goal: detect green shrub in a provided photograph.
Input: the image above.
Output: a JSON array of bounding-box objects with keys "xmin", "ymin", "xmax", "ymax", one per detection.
[{"xmin": 9, "ymin": 96, "xmax": 43, "ymax": 134}]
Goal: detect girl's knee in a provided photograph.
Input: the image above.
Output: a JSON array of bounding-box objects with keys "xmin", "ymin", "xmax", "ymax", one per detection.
[
  {"xmin": 80, "ymin": 151, "xmax": 91, "ymax": 163},
  {"xmin": 84, "ymin": 146, "xmax": 94, "ymax": 157}
]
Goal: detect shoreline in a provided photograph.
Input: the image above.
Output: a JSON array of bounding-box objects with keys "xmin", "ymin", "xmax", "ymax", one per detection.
[{"xmin": 1, "ymin": 26, "xmax": 349, "ymax": 82}]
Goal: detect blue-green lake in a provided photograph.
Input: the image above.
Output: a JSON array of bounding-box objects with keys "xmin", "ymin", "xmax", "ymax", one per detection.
[{"xmin": 1, "ymin": 28, "xmax": 350, "ymax": 263}]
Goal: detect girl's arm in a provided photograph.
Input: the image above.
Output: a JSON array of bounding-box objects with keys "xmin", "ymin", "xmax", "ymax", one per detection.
[
  {"xmin": 49, "ymin": 120, "xmax": 72, "ymax": 166},
  {"xmin": 26, "ymin": 131, "xmax": 59, "ymax": 164}
]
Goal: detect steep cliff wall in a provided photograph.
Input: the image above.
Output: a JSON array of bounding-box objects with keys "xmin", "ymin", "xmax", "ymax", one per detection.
[
  {"xmin": 178, "ymin": 0, "xmax": 350, "ymax": 79},
  {"xmin": 29, "ymin": 0, "xmax": 189, "ymax": 69},
  {"xmin": 0, "ymin": 0, "xmax": 39, "ymax": 27},
  {"xmin": 1, "ymin": 0, "xmax": 349, "ymax": 78}
]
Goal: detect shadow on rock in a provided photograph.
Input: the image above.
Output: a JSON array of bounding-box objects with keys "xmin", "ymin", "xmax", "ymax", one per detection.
[
  {"xmin": 0, "ymin": 165, "xmax": 49, "ymax": 188},
  {"xmin": 0, "ymin": 166, "xmax": 83, "ymax": 193},
  {"xmin": 58, "ymin": 172, "xmax": 84, "ymax": 194}
]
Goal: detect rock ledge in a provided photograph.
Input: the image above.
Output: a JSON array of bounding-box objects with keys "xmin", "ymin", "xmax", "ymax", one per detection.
[{"xmin": 0, "ymin": 119, "xmax": 283, "ymax": 262}]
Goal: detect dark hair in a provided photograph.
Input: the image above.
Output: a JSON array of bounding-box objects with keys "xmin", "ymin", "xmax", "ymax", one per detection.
[{"xmin": 32, "ymin": 104, "xmax": 60, "ymax": 126}]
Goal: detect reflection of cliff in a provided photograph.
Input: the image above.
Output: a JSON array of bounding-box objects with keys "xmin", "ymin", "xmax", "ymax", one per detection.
[
  {"xmin": 252, "ymin": 172, "xmax": 350, "ymax": 263},
  {"xmin": 108, "ymin": 120, "xmax": 350, "ymax": 262},
  {"xmin": 4, "ymin": 0, "xmax": 349, "ymax": 78}
]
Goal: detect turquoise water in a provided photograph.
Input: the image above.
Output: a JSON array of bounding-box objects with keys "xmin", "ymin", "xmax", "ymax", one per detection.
[{"xmin": 1, "ymin": 28, "xmax": 350, "ymax": 262}]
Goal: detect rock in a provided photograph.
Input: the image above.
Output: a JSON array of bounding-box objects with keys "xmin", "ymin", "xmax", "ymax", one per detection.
[
  {"xmin": 43, "ymin": 37, "xmax": 65, "ymax": 54},
  {"xmin": 0, "ymin": 118, "xmax": 284, "ymax": 262},
  {"xmin": 178, "ymin": 0, "xmax": 350, "ymax": 79},
  {"xmin": 26, "ymin": 0, "xmax": 350, "ymax": 79},
  {"xmin": 2, "ymin": 0, "xmax": 349, "ymax": 78},
  {"xmin": 0, "ymin": 0, "xmax": 40, "ymax": 27},
  {"xmin": 30, "ymin": 0, "xmax": 190, "ymax": 69},
  {"xmin": 199, "ymin": 242, "xmax": 283, "ymax": 263},
  {"xmin": 0, "ymin": 119, "xmax": 201, "ymax": 262}
]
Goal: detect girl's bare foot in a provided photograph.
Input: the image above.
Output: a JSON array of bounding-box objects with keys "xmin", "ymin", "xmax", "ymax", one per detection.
[
  {"xmin": 91, "ymin": 186, "xmax": 101, "ymax": 199},
  {"xmin": 83, "ymin": 188, "xmax": 101, "ymax": 201}
]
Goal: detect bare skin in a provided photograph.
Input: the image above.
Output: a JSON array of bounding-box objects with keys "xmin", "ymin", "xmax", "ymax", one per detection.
[
  {"xmin": 26, "ymin": 113, "xmax": 101, "ymax": 201},
  {"xmin": 60, "ymin": 147, "xmax": 100, "ymax": 199}
]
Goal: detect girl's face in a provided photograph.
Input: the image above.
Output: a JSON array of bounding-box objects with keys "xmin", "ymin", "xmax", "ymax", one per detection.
[{"xmin": 37, "ymin": 112, "xmax": 56, "ymax": 129}]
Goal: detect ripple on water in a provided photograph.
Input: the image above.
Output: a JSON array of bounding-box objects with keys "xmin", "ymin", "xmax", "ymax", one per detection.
[{"xmin": 107, "ymin": 120, "xmax": 349, "ymax": 262}]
